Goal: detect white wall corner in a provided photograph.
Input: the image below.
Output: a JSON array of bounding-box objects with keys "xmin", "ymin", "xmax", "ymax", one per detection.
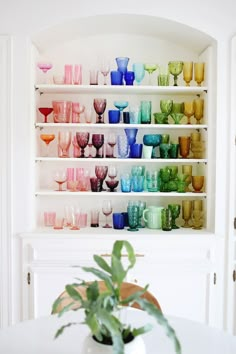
[{"xmin": 0, "ymin": 35, "xmax": 13, "ymax": 328}]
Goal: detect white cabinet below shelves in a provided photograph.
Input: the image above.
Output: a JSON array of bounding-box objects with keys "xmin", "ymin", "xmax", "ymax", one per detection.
[{"xmin": 20, "ymin": 233, "xmax": 219, "ymax": 324}]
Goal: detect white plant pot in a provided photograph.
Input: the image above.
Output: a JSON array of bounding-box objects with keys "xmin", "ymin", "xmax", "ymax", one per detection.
[{"xmin": 81, "ymin": 334, "xmax": 146, "ymax": 354}]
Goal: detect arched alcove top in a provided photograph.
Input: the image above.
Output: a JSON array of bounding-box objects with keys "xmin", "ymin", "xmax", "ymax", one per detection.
[{"xmin": 31, "ymin": 14, "xmax": 216, "ymax": 54}]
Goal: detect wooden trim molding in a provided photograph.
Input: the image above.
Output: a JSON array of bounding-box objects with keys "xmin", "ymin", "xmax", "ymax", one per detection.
[{"xmin": 0, "ymin": 35, "xmax": 12, "ymax": 328}]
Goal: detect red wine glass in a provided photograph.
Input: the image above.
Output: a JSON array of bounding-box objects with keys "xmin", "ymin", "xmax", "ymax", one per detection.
[{"xmin": 38, "ymin": 107, "xmax": 53, "ymax": 123}]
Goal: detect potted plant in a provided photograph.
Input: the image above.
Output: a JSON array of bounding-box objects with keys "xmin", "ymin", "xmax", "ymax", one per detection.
[{"xmin": 52, "ymin": 240, "xmax": 181, "ymax": 354}]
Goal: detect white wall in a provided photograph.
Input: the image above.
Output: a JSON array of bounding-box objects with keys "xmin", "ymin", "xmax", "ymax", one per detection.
[{"xmin": 0, "ymin": 0, "xmax": 235, "ymax": 325}]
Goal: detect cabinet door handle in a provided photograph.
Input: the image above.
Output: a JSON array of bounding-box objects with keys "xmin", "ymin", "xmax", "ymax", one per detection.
[
  {"xmin": 99, "ymin": 253, "xmax": 144, "ymax": 258},
  {"xmin": 233, "ymin": 270, "xmax": 236, "ymax": 282}
]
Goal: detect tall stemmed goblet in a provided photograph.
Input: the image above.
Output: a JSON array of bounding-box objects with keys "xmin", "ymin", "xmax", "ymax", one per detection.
[
  {"xmin": 170, "ymin": 102, "xmax": 184, "ymax": 125},
  {"xmin": 95, "ymin": 165, "xmax": 108, "ymax": 191},
  {"xmin": 182, "ymin": 165, "xmax": 193, "ymax": 192},
  {"xmin": 178, "ymin": 136, "xmax": 191, "ymax": 159},
  {"xmin": 93, "ymin": 98, "xmax": 107, "ymax": 124},
  {"xmin": 144, "ymin": 63, "xmax": 158, "ymax": 85},
  {"xmin": 108, "ymin": 165, "xmax": 118, "ymax": 180},
  {"xmin": 76, "ymin": 132, "xmax": 89, "ymax": 158},
  {"xmin": 58, "ymin": 131, "xmax": 72, "ymax": 158},
  {"xmin": 168, "ymin": 61, "xmax": 184, "ymax": 86},
  {"xmin": 40, "ymin": 134, "xmax": 55, "ymax": 157},
  {"xmin": 54, "ymin": 170, "xmax": 67, "ymax": 191},
  {"xmin": 193, "ymin": 98, "xmax": 204, "ymax": 124},
  {"xmin": 102, "ymin": 200, "xmax": 113, "ymax": 228},
  {"xmin": 37, "ymin": 62, "xmax": 53, "ymax": 84},
  {"xmin": 114, "ymin": 101, "xmax": 129, "ymax": 120},
  {"xmin": 132, "ymin": 63, "xmax": 145, "ymax": 85},
  {"xmin": 100, "ymin": 60, "xmax": 110, "ymax": 85},
  {"xmin": 92, "ymin": 134, "xmax": 104, "ymax": 158},
  {"xmin": 87, "ymin": 136, "xmax": 93, "ymax": 158},
  {"xmin": 183, "ymin": 62, "xmax": 193, "ymax": 86},
  {"xmin": 107, "ymin": 133, "xmax": 117, "ymax": 158},
  {"xmin": 38, "ymin": 107, "xmax": 53, "ymax": 123},
  {"xmin": 184, "ymin": 101, "xmax": 195, "ymax": 125},
  {"xmin": 194, "ymin": 62, "xmax": 205, "ymax": 86},
  {"xmin": 182, "ymin": 200, "xmax": 192, "ymax": 228},
  {"xmin": 116, "ymin": 57, "xmax": 129, "ymax": 84},
  {"xmin": 168, "ymin": 204, "xmax": 181, "ymax": 229}
]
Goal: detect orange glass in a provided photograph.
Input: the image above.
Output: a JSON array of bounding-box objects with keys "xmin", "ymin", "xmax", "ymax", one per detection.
[
  {"xmin": 192, "ymin": 176, "xmax": 204, "ymax": 193},
  {"xmin": 40, "ymin": 134, "xmax": 55, "ymax": 145},
  {"xmin": 178, "ymin": 136, "xmax": 191, "ymax": 158}
]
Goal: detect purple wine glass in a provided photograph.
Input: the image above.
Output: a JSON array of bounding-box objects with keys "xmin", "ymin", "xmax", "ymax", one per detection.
[
  {"xmin": 93, "ymin": 98, "xmax": 107, "ymax": 123},
  {"xmin": 76, "ymin": 132, "xmax": 89, "ymax": 158},
  {"xmin": 92, "ymin": 134, "xmax": 104, "ymax": 158}
]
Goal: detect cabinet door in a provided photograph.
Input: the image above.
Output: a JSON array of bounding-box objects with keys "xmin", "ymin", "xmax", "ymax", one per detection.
[
  {"xmin": 127, "ymin": 245, "xmax": 216, "ymax": 324},
  {"xmin": 25, "ymin": 264, "xmax": 96, "ymax": 319}
]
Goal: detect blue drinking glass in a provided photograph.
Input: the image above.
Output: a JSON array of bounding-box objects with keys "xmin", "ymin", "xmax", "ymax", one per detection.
[
  {"xmin": 112, "ymin": 213, "xmax": 125, "ymax": 229},
  {"xmin": 116, "ymin": 57, "xmax": 130, "ymax": 75},
  {"xmin": 124, "ymin": 128, "xmax": 138, "ymax": 146},
  {"xmin": 110, "ymin": 70, "xmax": 123, "ymax": 85},
  {"xmin": 124, "ymin": 71, "xmax": 135, "ymax": 85},
  {"xmin": 132, "ymin": 63, "xmax": 145, "ymax": 85}
]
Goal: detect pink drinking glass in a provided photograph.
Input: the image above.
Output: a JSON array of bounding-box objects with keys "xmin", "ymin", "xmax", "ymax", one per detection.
[
  {"xmin": 37, "ymin": 62, "xmax": 53, "ymax": 84},
  {"xmin": 72, "ymin": 135, "xmax": 80, "ymax": 157},
  {"xmin": 73, "ymin": 64, "xmax": 82, "ymax": 85},
  {"xmin": 64, "ymin": 64, "xmax": 73, "ymax": 84},
  {"xmin": 72, "ymin": 102, "xmax": 85, "ymax": 123},
  {"xmin": 58, "ymin": 131, "xmax": 72, "ymax": 158},
  {"xmin": 44, "ymin": 212, "xmax": 56, "ymax": 227},
  {"xmin": 54, "ymin": 170, "xmax": 67, "ymax": 191},
  {"xmin": 52, "ymin": 101, "xmax": 71, "ymax": 123}
]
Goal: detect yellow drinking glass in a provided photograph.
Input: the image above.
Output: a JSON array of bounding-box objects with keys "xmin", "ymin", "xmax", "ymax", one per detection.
[
  {"xmin": 183, "ymin": 62, "xmax": 193, "ymax": 86},
  {"xmin": 193, "ymin": 98, "xmax": 204, "ymax": 124},
  {"xmin": 184, "ymin": 101, "xmax": 195, "ymax": 125},
  {"xmin": 194, "ymin": 62, "xmax": 205, "ymax": 86},
  {"xmin": 182, "ymin": 200, "xmax": 193, "ymax": 228}
]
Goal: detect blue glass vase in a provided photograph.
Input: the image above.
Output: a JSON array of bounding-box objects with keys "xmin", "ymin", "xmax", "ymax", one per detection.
[{"xmin": 116, "ymin": 57, "xmax": 130, "ymax": 75}]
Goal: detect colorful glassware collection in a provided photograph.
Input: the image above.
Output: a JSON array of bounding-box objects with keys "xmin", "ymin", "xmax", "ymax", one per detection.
[
  {"xmin": 37, "ymin": 59, "xmax": 205, "ymax": 87},
  {"xmin": 40, "ymin": 129, "xmax": 206, "ymax": 160},
  {"xmin": 51, "ymin": 164, "xmax": 205, "ymax": 194},
  {"xmin": 43, "ymin": 198, "xmax": 204, "ymax": 231},
  {"xmin": 38, "ymin": 96, "xmax": 204, "ymax": 125}
]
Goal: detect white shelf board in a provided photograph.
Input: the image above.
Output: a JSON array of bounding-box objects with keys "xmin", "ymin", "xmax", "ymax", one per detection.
[
  {"xmin": 35, "ymin": 122, "xmax": 208, "ymax": 129},
  {"xmin": 35, "ymin": 157, "xmax": 207, "ymax": 163},
  {"xmin": 21, "ymin": 228, "xmax": 214, "ymax": 238},
  {"xmin": 35, "ymin": 190, "xmax": 207, "ymax": 197},
  {"xmin": 35, "ymin": 84, "xmax": 208, "ymax": 95}
]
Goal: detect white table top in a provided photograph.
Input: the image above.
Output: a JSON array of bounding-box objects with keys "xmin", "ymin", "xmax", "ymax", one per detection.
[{"xmin": 0, "ymin": 309, "xmax": 236, "ymax": 354}]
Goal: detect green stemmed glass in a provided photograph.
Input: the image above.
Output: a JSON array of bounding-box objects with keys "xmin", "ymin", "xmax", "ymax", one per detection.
[
  {"xmin": 168, "ymin": 204, "xmax": 181, "ymax": 229},
  {"xmin": 160, "ymin": 99, "xmax": 173, "ymax": 115},
  {"xmin": 144, "ymin": 63, "xmax": 158, "ymax": 85},
  {"xmin": 168, "ymin": 61, "xmax": 184, "ymax": 86}
]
